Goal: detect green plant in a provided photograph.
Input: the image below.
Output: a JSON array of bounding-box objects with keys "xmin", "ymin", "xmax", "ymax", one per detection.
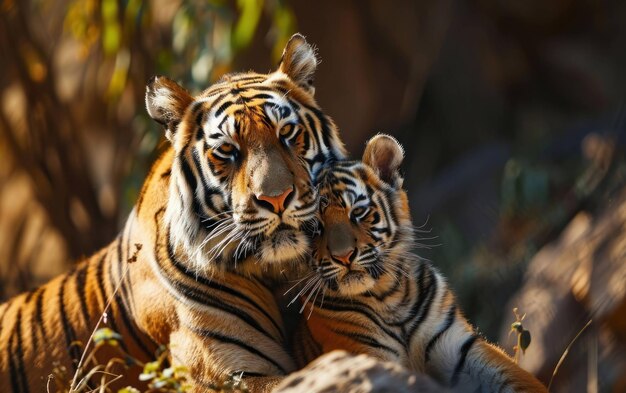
[
  {"xmin": 47, "ymin": 325, "xmax": 191, "ymax": 393},
  {"xmin": 509, "ymin": 307, "xmax": 531, "ymax": 364}
]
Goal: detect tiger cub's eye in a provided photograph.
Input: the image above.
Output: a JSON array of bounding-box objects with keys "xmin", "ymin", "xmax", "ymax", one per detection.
[{"xmin": 351, "ymin": 206, "xmax": 369, "ymax": 221}]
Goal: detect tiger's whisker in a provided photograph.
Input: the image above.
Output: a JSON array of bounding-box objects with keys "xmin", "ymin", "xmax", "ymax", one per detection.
[
  {"xmin": 288, "ymin": 276, "xmax": 320, "ymax": 306},
  {"xmin": 200, "ymin": 210, "xmax": 234, "ymax": 223},
  {"xmin": 306, "ymin": 282, "xmax": 324, "ymax": 320},
  {"xmin": 284, "ymin": 272, "xmax": 316, "ymax": 296},
  {"xmin": 300, "ymin": 280, "xmax": 322, "ymax": 314}
]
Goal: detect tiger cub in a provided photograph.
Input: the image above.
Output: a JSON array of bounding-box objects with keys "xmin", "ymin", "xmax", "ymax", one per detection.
[
  {"xmin": 293, "ymin": 134, "xmax": 548, "ymax": 392},
  {"xmin": 0, "ymin": 34, "xmax": 346, "ymax": 393}
]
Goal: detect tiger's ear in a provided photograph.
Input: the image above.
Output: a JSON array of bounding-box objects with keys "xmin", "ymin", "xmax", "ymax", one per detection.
[
  {"xmin": 363, "ymin": 134, "xmax": 405, "ymax": 188},
  {"xmin": 278, "ymin": 33, "xmax": 318, "ymax": 95},
  {"xmin": 145, "ymin": 76, "xmax": 193, "ymax": 141}
]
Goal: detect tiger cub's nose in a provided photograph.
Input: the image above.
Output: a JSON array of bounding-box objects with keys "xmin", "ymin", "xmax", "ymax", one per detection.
[
  {"xmin": 332, "ymin": 248, "xmax": 355, "ymax": 266},
  {"xmin": 254, "ymin": 186, "xmax": 294, "ymax": 214}
]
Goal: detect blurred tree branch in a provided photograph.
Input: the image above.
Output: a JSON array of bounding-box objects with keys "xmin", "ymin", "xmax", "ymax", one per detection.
[{"xmin": 0, "ymin": 1, "xmax": 116, "ymax": 258}]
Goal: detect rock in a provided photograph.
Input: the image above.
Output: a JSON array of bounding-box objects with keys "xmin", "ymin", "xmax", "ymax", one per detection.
[
  {"xmin": 499, "ymin": 187, "xmax": 626, "ymax": 392},
  {"xmin": 273, "ymin": 350, "xmax": 447, "ymax": 393}
]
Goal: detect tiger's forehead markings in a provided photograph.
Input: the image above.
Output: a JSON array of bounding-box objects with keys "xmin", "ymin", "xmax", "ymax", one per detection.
[
  {"xmin": 324, "ymin": 166, "xmax": 371, "ymax": 208},
  {"xmin": 339, "ymin": 187, "xmax": 357, "ymax": 207},
  {"xmin": 183, "ymin": 78, "xmax": 309, "ymax": 158},
  {"xmin": 201, "ymin": 95, "xmax": 295, "ymax": 142},
  {"xmin": 203, "ymin": 116, "xmax": 240, "ymax": 149},
  {"xmin": 354, "ymin": 194, "xmax": 367, "ymax": 204},
  {"xmin": 194, "ymin": 109, "xmax": 206, "ymax": 141}
]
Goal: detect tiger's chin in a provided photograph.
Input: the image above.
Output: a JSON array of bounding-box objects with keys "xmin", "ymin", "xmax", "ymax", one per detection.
[
  {"xmin": 331, "ymin": 271, "xmax": 377, "ymax": 297},
  {"xmin": 257, "ymin": 228, "xmax": 310, "ymax": 265}
]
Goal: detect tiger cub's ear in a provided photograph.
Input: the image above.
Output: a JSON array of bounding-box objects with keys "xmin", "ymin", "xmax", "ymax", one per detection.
[
  {"xmin": 278, "ymin": 33, "xmax": 318, "ymax": 95},
  {"xmin": 363, "ymin": 134, "xmax": 405, "ymax": 188},
  {"xmin": 145, "ymin": 76, "xmax": 193, "ymax": 142}
]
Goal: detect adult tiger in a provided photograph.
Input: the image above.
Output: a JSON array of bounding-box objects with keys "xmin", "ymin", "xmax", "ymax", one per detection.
[
  {"xmin": 293, "ymin": 135, "xmax": 548, "ymax": 392},
  {"xmin": 0, "ymin": 34, "xmax": 346, "ymax": 393}
]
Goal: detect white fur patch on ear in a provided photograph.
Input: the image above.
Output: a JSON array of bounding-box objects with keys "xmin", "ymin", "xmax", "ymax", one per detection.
[
  {"xmin": 362, "ymin": 134, "xmax": 405, "ymax": 187},
  {"xmin": 278, "ymin": 33, "xmax": 318, "ymax": 94},
  {"xmin": 145, "ymin": 76, "xmax": 193, "ymax": 141}
]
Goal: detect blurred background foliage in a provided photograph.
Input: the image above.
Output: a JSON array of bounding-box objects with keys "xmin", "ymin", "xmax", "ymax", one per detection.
[{"xmin": 1, "ymin": 0, "xmax": 626, "ymax": 391}]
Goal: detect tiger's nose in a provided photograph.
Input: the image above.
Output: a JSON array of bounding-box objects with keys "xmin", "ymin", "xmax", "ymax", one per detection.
[
  {"xmin": 254, "ymin": 186, "xmax": 294, "ymax": 214},
  {"xmin": 332, "ymin": 248, "xmax": 355, "ymax": 266}
]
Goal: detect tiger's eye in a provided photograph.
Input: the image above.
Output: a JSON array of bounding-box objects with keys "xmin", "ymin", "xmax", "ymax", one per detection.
[
  {"xmin": 215, "ymin": 142, "xmax": 239, "ymax": 161},
  {"xmin": 220, "ymin": 143, "xmax": 235, "ymax": 153}
]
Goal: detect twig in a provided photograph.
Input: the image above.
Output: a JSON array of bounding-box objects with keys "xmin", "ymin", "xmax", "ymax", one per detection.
[
  {"xmin": 69, "ymin": 243, "xmax": 142, "ymax": 391},
  {"xmin": 547, "ymin": 319, "xmax": 592, "ymax": 392}
]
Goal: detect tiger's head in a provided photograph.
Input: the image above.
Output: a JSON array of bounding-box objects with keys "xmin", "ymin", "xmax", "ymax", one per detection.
[
  {"xmin": 145, "ymin": 34, "xmax": 345, "ymax": 274},
  {"xmin": 311, "ymin": 134, "xmax": 414, "ymax": 296}
]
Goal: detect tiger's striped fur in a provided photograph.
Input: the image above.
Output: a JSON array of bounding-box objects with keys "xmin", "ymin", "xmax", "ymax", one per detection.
[
  {"xmin": 0, "ymin": 34, "xmax": 346, "ymax": 392},
  {"xmin": 293, "ymin": 135, "xmax": 547, "ymax": 392}
]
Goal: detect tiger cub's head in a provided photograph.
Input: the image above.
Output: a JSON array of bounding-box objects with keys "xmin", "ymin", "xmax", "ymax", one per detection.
[
  {"xmin": 145, "ymin": 34, "xmax": 346, "ymax": 273},
  {"xmin": 312, "ymin": 134, "xmax": 413, "ymax": 296}
]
